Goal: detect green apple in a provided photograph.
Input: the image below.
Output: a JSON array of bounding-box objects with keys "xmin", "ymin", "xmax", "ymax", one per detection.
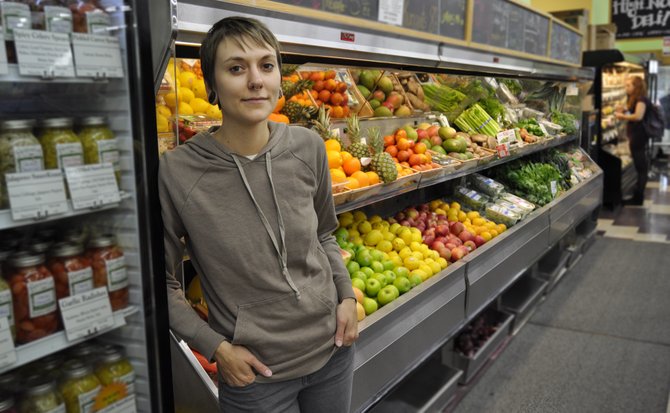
[
  {"xmin": 362, "ymin": 297, "xmax": 378, "ymax": 315},
  {"xmin": 370, "ymin": 249, "xmax": 384, "ymax": 262},
  {"xmin": 365, "ymin": 278, "xmax": 382, "ymax": 297},
  {"xmin": 361, "ymin": 267, "xmax": 375, "ymax": 278},
  {"xmin": 351, "ymin": 270, "xmax": 367, "ymax": 281},
  {"xmin": 393, "ymin": 276, "xmax": 412, "ymax": 294},
  {"xmin": 355, "ymin": 249, "xmax": 372, "ymax": 267},
  {"xmin": 382, "ymin": 260, "xmax": 395, "ymax": 271},
  {"xmin": 372, "ymin": 273, "xmax": 388, "ymax": 288},
  {"xmin": 351, "ymin": 277, "xmax": 366, "ymax": 292},
  {"xmin": 393, "ymin": 266, "xmax": 410, "ymax": 279},
  {"xmin": 408, "ymin": 273, "xmax": 423, "ymax": 287},
  {"xmin": 370, "ymin": 261, "xmax": 385, "ymax": 274},
  {"xmin": 383, "ymin": 270, "xmax": 396, "ymax": 285},
  {"xmin": 377, "ymin": 285, "xmax": 400, "ymax": 306},
  {"xmin": 346, "ymin": 260, "xmax": 360, "ymax": 275}
]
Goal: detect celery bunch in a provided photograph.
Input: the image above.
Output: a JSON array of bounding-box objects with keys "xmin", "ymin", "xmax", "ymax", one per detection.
[{"xmin": 454, "ymin": 104, "xmax": 502, "ymax": 137}]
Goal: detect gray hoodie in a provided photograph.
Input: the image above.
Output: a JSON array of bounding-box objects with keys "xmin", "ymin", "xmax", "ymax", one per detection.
[{"xmin": 159, "ymin": 122, "xmax": 354, "ymax": 382}]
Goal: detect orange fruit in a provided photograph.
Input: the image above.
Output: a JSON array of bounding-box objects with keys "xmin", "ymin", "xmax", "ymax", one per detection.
[
  {"xmin": 397, "ymin": 138, "xmax": 410, "ymax": 151},
  {"xmin": 342, "ymin": 157, "xmax": 362, "ymax": 176},
  {"xmin": 324, "ymin": 79, "xmax": 337, "ymax": 91},
  {"xmin": 384, "ymin": 135, "xmax": 395, "ymax": 147},
  {"xmin": 385, "ymin": 145, "xmax": 398, "ymax": 157},
  {"xmin": 330, "ymin": 168, "xmax": 347, "ymax": 184},
  {"xmin": 331, "ymin": 105, "xmax": 344, "ymax": 118},
  {"xmin": 341, "ymin": 151, "xmax": 353, "ymax": 163},
  {"xmin": 414, "ymin": 142, "xmax": 427, "ymax": 154},
  {"xmin": 318, "ymin": 90, "xmax": 331, "ymax": 103},
  {"xmin": 345, "ymin": 177, "xmax": 360, "ymax": 189},
  {"xmin": 409, "ymin": 154, "xmax": 422, "ymax": 166},
  {"xmin": 324, "ymin": 70, "xmax": 337, "ymax": 80},
  {"xmin": 313, "ymin": 80, "xmax": 325, "ymax": 92},
  {"xmin": 366, "ymin": 171, "xmax": 380, "ymax": 185},
  {"xmin": 395, "ymin": 129, "xmax": 407, "ymax": 140},
  {"xmin": 327, "ymin": 150, "xmax": 342, "ymax": 169},
  {"xmin": 310, "ymin": 71, "xmax": 325, "ymax": 81},
  {"xmin": 330, "ymin": 92, "xmax": 344, "ymax": 106},
  {"xmin": 351, "ymin": 171, "xmax": 370, "ymax": 187},
  {"xmin": 324, "ymin": 139, "xmax": 341, "ymax": 152}
]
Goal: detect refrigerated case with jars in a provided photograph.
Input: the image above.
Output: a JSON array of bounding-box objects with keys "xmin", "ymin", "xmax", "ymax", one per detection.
[
  {"xmin": 160, "ymin": 2, "xmax": 602, "ymax": 412},
  {"xmin": 0, "ymin": 1, "xmax": 173, "ymax": 411}
]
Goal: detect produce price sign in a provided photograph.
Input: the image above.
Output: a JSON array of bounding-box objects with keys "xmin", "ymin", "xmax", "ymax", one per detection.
[
  {"xmin": 0, "ymin": 317, "xmax": 16, "ymax": 370},
  {"xmin": 65, "ymin": 163, "xmax": 120, "ymax": 210},
  {"xmin": 0, "ymin": 33, "xmax": 7, "ymax": 76},
  {"xmin": 378, "ymin": 0, "xmax": 404, "ymax": 26},
  {"xmin": 59, "ymin": 287, "xmax": 117, "ymax": 342},
  {"xmin": 71, "ymin": 33, "xmax": 124, "ymax": 78},
  {"xmin": 496, "ymin": 143, "xmax": 510, "ymax": 158},
  {"xmin": 13, "ymin": 29, "xmax": 74, "ymax": 78},
  {"xmin": 6, "ymin": 170, "xmax": 68, "ymax": 221}
]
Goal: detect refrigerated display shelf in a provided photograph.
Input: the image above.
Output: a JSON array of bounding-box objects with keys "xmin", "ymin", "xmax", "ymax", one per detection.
[
  {"xmin": 0, "ymin": 64, "xmax": 111, "ymax": 84},
  {"xmin": 0, "ymin": 305, "xmax": 138, "ymax": 375},
  {"xmin": 0, "ymin": 191, "xmax": 131, "ymax": 231},
  {"xmin": 499, "ymin": 274, "xmax": 548, "ymax": 335}
]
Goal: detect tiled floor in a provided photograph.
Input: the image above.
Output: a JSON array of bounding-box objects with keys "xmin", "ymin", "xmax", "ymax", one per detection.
[{"xmin": 597, "ymin": 158, "xmax": 670, "ymax": 243}]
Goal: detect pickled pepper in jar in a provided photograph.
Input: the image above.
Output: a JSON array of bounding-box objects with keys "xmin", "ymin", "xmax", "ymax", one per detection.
[
  {"xmin": 48, "ymin": 243, "xmax": 93, "ymax": 299},
  {"xmin": 39, "ymin": 118, "xmax": 84, "ymax": 171},
  {"xmin": 58, "ymin": 360, "xmax": 101, "ymax": 413},
  {"xmin": 19, "ymin": 376, "xmax": 65, "ymax": 413},
  {"xmin": 94, "ymin": 345, "xmax": 135, "ymax": 395},
  {"xmin": 0, "ymin": 119, "xmax": 44, "ymax": 209},
  {"xmin": 86, "ymin": 235, "xmax": 128, "ymax": 311},
  {"xmin": 8, "ymin": 253, "xmax": 59, "ymax": 344},
  {"xmin": 78, "ymin": 117, "xmax": 120, "ymax": 182}
]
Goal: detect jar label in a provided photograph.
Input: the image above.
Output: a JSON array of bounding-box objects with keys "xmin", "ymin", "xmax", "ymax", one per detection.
[
  {"xmin": 120, "ymin": 370, "xmax": 135, "ymax": 394},
  {"xmin": 85, "ymin": 11, "xmax": 110, "ymax": 35},
  {"xmin": 97, "ymin": 139, "xmax": 120, "ymax": 171},
  {"xmin": 78, "ymin": 385, "xmax": 101, "ymax": 413},
  {"xmin": 68, "ymin": 267, "xmax": 94, "ymax": 295},
  {"xmin": 13, "ymin": 145, "xmax": 44, "ymax": 172},
  {"xmin": 0, "ymin": 3, "xmax": 31, "ymax": 40},
  {"xmin": 0, "ymin": 289, "xmax": 13, "ymax": 325},
  {"xmin": 28, "ymin": 277, "xmax": 57, "ymax": 318},
  {"xmin": 105, "ymin": 256, "xmax": 128, "ymax": 292},
  {"xmin": 56, "ymin": 143, "xmax": 84, "ymax": 169},
  {"xmin": 44, "ymin": 6, "xmax": 73, "ymax": 34}
]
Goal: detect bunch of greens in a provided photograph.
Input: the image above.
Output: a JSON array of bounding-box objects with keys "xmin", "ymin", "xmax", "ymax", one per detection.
[
  {"xmin": 515, "ymin": 118, "xmax": 545, "ymax": 136},
  {"xmin": 500, "ymin": 79, "xmax": 522, "ymax": 96},
  {"xmin": 454, "ymin": 103, "xmax": 502, "ymax": 137},
  {"xmin": 534, "ymin": 149, "xmax": 572, "ymax": 190},
  {"xmin": 479, "ymin": 97, "xmax": 506, "ymax": 123},
  {"xmin": 550, "ymin": 111, "xmax": 577, "ymax": 135},
  {"xmin": 421, "ymin": 83, "xmax": 466, "ymax": 115},
  {"xmin": 489, "ymin": 160, "xmax": 565, "ymax": 206}
]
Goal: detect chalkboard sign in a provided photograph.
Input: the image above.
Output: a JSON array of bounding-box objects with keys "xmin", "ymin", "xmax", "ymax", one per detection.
[
  {"xmin": 402, "ymin": 0, "xmax": 439, "ymax": 34},
  {"xmin": 471, "ymin": 0, "xmax": 507, "ymax": 49},
  {"xmin": 439, "ymin": 0, "xmax": 466, "ymax": 40},
  {"xmin": 523, "ymin": 10, "xmax": 549, "ymax": 56},
  {"xmin": 612, "ymin": 2, "xmax": 670, "ymax": 39},
  {"xmin": 272, "ymin": 0, "xmax": 379, "ymax": 22},
  {"xmin": 550, "ymin": 22, "xmax": 581, "ymax": 64}
]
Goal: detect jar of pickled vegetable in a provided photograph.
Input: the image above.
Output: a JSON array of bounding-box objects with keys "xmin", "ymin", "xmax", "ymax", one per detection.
[
  {"xmin": 30, "ymin": 240, "xmax": 53, "ymax": 256},
  {"xmin": 19, "ymin": 376, "xmax": 65, "ymax": 413},
  {"xmin": 30, "ymin": 1, "xmax": 73, "ymax": 32},
  {"xmin": 65, "ymin": 0, "xmax": 107, "ymax": 34},
  {"xmin": 39, "ymin": 118, "xmax": 84, "ymax": 171},
  {"xmin": 1, "ymin": 1, "xmax": 31, "ymax": 63},
  {"xmin": 20, "ymin": 353, "xmax": 65, "ymax": 383},
  {"xmin": 48, "ymin": 243, "xmax": 93, "ymax": 299},
  {"xmin": 0, "ymin": 119, "xmax": 44, "ymax": 209},
  {"xmin": 86, "ymin": 235, "xmax": 127, "ymax": 311},
  {"xmin": 0, "ymin": 392, "xmax": 17, "ymax": 413},
  {"xmin": 58, "ymin": 360, "xmax": 101, "ymax": 413},
  {"xmin": 68, "ymin": 341, "xmax": 101, "ymax": 366},
  {"xmin": 8, "ymin": 253, "xmax": 59, "ymax": 344},
  {"xmin": 94, "ymin": 345, "xmax": 134, "ymax": 395},
  {"xmin": 78, "ymin": 117, "xmax": 120, "ymax": 181}
]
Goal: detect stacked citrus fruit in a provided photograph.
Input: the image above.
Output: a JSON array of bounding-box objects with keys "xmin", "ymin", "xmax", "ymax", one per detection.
[
  {"xmin": 326, "ymin": 138, "xmax": 388, "ymax": 190},
  {"xmin": 383, "ymin": 126, "xmax": 441, "ymax": 171},
  {"xmin": 301, "ymin": 70, "xmax": 351, "ymax": 118}
]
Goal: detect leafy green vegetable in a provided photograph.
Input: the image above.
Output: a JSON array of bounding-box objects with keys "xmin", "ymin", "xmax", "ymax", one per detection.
[
  {"xmin": 550, "ymin": 111, "xmax": 577, "ymax": 135},
  {"xmin": 454, "ymin": 103, "xmax": 502, "ymax": 137},
  {"xmin": 479, "ymin": 97, "xmax": 506, "ymax": 122},
  {"xmin": 515, "ymin": 118, "xmax": 545, "ymax": 136},
  {"xmin": 500, "ymin": 79, "xmax": 522, "ymax": 96},
  {"xmin": 421, "ymin": 83, "xmax": 466, "ymax": 116},
  {"xmin": 489, "ymin": 159, "xmax": 566, "ymax": 206}
]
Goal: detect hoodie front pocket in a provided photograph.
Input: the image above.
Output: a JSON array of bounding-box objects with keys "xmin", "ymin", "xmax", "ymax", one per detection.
[{"xmin": 232, "ymin": 286, "xmax": 336, "ymax": 368}]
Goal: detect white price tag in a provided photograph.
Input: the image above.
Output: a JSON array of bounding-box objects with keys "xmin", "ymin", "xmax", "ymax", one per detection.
[
  {"xmin": 0, "ymin": 317, "xmax": 17, "ymax": 370},
  {"xmin": 71, "ymin": 33, "xmax": 124, "ymax": 78},
  {"xmin": 6, "ymin": 170, "xmax": 68, "ymax": 221},
  {"xmin": 59, "ymin": 287, "xmax": 117, "ymax": 342},
  {"xmin": 539, "ymin": 123, "xmax": 549, "ymax": 136},
  {"xmin": 438, "ymin": 114, "xmax": 450, "ymax": 127},
  {"xmin": 378, "ymin": 0, "xmax": 404, "ymax": 26},
  {"xmin": 550, "ymin": 180, "xmax": 558, "ymax": 196},
  {"xmin": 496, "ymin": 143, "xmax": 510, "ymax": 158},
  {"xmin": 496, "ymin": 129, "xmax": 517, "ymax": 145},
  {"xmin": 14, "ymin": 29, "xmax": 74, "ymax": 78},
  {"xmin": 0, "ymin": 33, "xmax": 8, "ymax": 76},
  {"xmin": 96, "ymin": 394, "xmax": 137, "ymax": 413},
  {"xmin": 65, "ymin": 164, "xmax": 120, "ymax": 210},
  {"xmin": 566, "ymin": 83, "xmax": 579, "ymax": 96}
]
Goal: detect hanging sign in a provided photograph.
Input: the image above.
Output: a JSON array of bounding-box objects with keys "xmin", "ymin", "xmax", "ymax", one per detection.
[
  {"xmin": 64, "ymin": 163, "xmax": 120, "ymax": 210},
  {"xmin": 59, "ymin": 287, "xmax": 116, "ymax": 342},
  {"xmin": 612, "ymin": 1, "xmax": 670, "ymax": 39},
  {"xmin": 13, "ymin": 28, "xmax": 74, "ymax": 78}
]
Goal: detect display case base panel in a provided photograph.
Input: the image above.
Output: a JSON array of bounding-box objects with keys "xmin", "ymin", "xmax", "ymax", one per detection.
[
  {"xmin": 442, "ymin": 309, "xmax": 514, "ymax": 384},
  {"xmin": 537, "ymin": 250, "xmax": 570, "ymax": 292},
  {"xmin": 581, "ymin": 229, "xmax": 598, "ymax": 254},
  {"xmin": 499, "ymin": 274, "xmax": 548, "ymax": 336},
  {"xmin": 546, "ymin": 267, "xmax": 569, "ymax": 293},
  {"xmin": 170, "ymin": 333, "xmax": 218, "ymax": 413},
  {"xmin": 367, "ymin": 353, "xmax": 463, "ymax": 413},
  {"xmin": 549, "ymin": 173, "xmax": 603, "ymax": 245}
]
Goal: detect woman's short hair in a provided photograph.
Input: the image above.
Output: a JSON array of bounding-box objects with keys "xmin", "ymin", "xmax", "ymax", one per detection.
[{"xmin": 199, "ymin": 16, "xmax": 282, "ymax": 104}]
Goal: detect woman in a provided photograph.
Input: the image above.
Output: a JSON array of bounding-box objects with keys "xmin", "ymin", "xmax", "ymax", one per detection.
[
  {"xmin": 158, "ymin": 16, "xmax": 358, "ymax": 412},
  {"xmin": 616, "ymin": 76, "xmax": 650, "ymax": 206}
]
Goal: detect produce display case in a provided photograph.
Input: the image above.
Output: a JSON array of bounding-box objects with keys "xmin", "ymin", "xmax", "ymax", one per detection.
[
  {"xmin": 498, "ymin": 271, "xmax": 548, "ymax": 335},
  {"xmin": 159, "ymin": 2, "xmax": 600, "ymax": 412}
]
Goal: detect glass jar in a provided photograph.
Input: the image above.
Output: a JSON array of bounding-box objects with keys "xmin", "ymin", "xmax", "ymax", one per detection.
[
  {"xmin": 19, "ymin": 376, "xmax": 65, "ymax": 413},
  {"xmin": 65, "ymin": 0, "xmax": 106, "ymax": 34},
  {"xmin": 1, "ymin": 1, "xmax": 31, "ymax": 63},
  {"xmin": 78, "ymin": 117, "xmax": 120, "ymax": 182},
  {"xmin": 0, "ymin": 370, "xmax": 21, "ymax": 396},
  {"xmin": 94, "ymin": 345, "xmax": 134, "ymax": 395},
  {"xmin": 0, "ymin": 393, "xmax": 17, "ymax": 413},
  {"xmin": 0, "ymin": 119, "xmax": 44, "ymax": 209},
  {"xmin": 39, "ymin": 118, "xmax": 84, "ymax": 171},
  {"xmin": 30, "ymin": 240, "xmax": 53, "ymax": 256},
  {"xmin": 48, "ymin": 242, "xmax": 93, "ymax": 299},
  {"xmin": 20, "ymin": 353, "xmax": 65, "ymax": 383},
  {"xmin": 68, "ymin": 341, "xmax": 101, "ymax": 366},
  {"xmin": 86, "ymin": 235, "xmax": 128, "ymax": 311},
  {"xmin": 30, "ymin": 1, "xmax": 73, "ymax": 32},
  {"xmin": 58, "ymin": 360, "xmax": 101, "ymax": 413},
  {"xmin": 8, "ymin": 253, "xmax": 59, "ymax": 344},
  {"xmin": 0, "ymin": 272, "xmax": 15, "ymax": 341}
]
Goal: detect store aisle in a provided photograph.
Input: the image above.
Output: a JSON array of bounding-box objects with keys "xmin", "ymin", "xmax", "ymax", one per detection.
[{"xmin": 450, "ymin": 236, "xmax": 670, "ymax": 413}]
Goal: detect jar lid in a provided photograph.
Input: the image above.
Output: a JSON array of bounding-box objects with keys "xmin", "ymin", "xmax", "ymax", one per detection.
[
  {"xmin": 51, "ymin": 242, "xmax": 84, "ymax": 258},
  {"xmin": 69, "ymin": 341, "xmax": 101, "ymax": 359},
  {"xmin": 0, "ymin": 248, "xmax": 12, "ymax": 262},
  {"xmin": 98, "ymin": 345, "xmax": 124, "ymax": 364},
  {"xmin": 0, "ymin": 119, "xmax": 36, "ymax": 131},
  {"xmin": 62, "ymin": 359, "xmax": 94, "ymax": 379},
  {"xmin": 41, "ymin": 117, "xmax": 74, "ymax": 128},
  {"xmin": 0, "ymin": 392, "xmax": 15, "ymax": 410},
  {"xmin": 0, "ymin": 371, "xmax": 19, "ymax": 389},
  {"xmin": 88, "ymin": 234, "xmax": 116, "ymax": 248},
  {"xmin": 10, "ymin": 252, "xmax": 45, "ymax": 267},
  {"xmin": 80, "ymin": 116, "xmax": 107, "ymax": 126},
  {"xmin": 64, "ymin": 228, "xmax": 88, "ymax": 244},
  {"xmin": 40, "ymin": 353, "xmax": 65, "ymax": 371},
  {"xmin": 22, "ymin": 376, "xmax": 58, "ymax": 396},
  {"xmin": 30, "ymin": 240, "xmax": 52, "ymax": 254}
]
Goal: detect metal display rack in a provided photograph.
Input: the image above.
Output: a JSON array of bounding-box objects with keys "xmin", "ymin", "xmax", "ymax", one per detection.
[{"xmin": 163, "ymin": 2, "xmax": 600, "ymax": 412}]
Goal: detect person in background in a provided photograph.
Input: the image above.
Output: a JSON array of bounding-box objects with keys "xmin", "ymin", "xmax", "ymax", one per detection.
[
  {"xmin": 616, "ymin": 76, "xmax": 650, "ymax": 206},
  {"xmin": 158, "ymin": 16, "xmax": 358, "ymax": 412}
]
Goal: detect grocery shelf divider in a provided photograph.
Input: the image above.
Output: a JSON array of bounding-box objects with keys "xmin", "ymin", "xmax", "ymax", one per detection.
[{"xmin": 0, "ymin": 305, "xmax": 138, "ymax": 375}]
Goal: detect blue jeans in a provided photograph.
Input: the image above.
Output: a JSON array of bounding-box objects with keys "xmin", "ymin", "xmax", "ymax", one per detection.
[{"xmin": 218, "ymin": 344, "xmax": 355, "ymax": 412}]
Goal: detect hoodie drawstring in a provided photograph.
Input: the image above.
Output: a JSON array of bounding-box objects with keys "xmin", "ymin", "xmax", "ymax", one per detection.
[{"xmin": 231, "ymin": 153, "xmax": 301, "ymax": 299}]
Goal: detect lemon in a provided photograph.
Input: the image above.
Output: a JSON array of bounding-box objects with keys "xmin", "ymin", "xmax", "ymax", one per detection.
[
  {"xmin": 436, "ymin": 257, "xmax": 449, "ymax": 269},
  {"xmin": 450, "ymin": 202, "xmax": 461, "ymax": 211},
  {"xmin": 434, "ymin": 208, "xmax": 446, "ymax": 216},
  {"xmin": 193, "ymin": 78, "xmax": 208, "ymax": 100},
  {"xmin": 497, "ymin": 223, "xmax": 507, "ymax": 233},
  {"xmin": 410, "ymin": 269, "xmax": 428, "ymax": 282},
  {"xmin": 390, "ymin": 255, "xmax": 403, "ymax": 268},
  {"xmin": 350, "ymin": 236, "xmax": 363, "ymax": 245},
  {"xmin": 392, "ymin": 238, "xmax": 406, "ymax": 252},
  {"xmin": 398, "ymin": 247, "xmax": 412, "ymax": 259},
  {"xmin": 427, "ymin": 260, "xmax": 442, "ymax": 275},
  {"xmin": 376, "ymin": 240, "xmax": 393, "ymax": 253},
  {"xmin": 164, "ymin": 92, "xmax": 178, "ymax": 108},
  {"xmin": 206, "ymin": 104, "xmax": 222, "ymax": 119},
  {"xmin": 156, "ymin": 114, "xmax": 170, "ymax": 133},
  {"xmin": 348, "ymin": 228, "xmax": 360, "ymax": 238},
  {"xmin": 422, "ymin": 249, "xmax": 433, "ymax": 260},
  {"xmin": 353, "ymin": 211, "xmax": 367, "ymax": 223},
  {"xmin": 358, "ymin": 221, "xmax": 372, "ymax": 234},
  {"xmin": 403, "ymin": 256, "xmax": 420, "ymax": 270},
  {"xmin": 179, "ymin": 87, "xmax": 195, "ymax": 104},
  {"xmin": 466, "ymin": 211, "xmax": 480, "ymax": 220},
  {"xmin": 364, "ymin": 230, "xmax": 383, "ymax": 246},
  {"xmin": 411, "ymin": 232, "xmax": 422, "ymax": 244},
  {"xmin": 481, "ymin": 231, "xmax": 492, "ymax": 242},
  {"xmin": 411, "ymin": 251, "xmax": 423, "ymax": 261},
  {"xmin": 409, "ymin": 241, "xmax": 423, "ymax": 252},
  {"xmin": 190, "ymin": 97, "xmax": 210, "ymax": 114},
  {"xmin": 489, "ymin": 229, "xmax": 499, "ymax": 237},
  {"xmin": 389, "ymin": 223, "xmax": 401, "ymax": 235},
  {"xmin": 383, "ymin": 231, "xmax": 395, "ymax": 242},
  {"xmin": 473, "ymin": 217, "xmax": 486, "ymax": 226},
  {"xmin": 371, "ymin": 222, "xmax": 386, "ymax": 231},
  {"xmin": 400, "ymin": 231, "xmax": 413, "ymax": 246},
  {"xmin": 156, "ymin": 105, "xmax": 172, "ymax": 118},
  {"xmin": 419, "ymin": 264, "xmax": 433, "ymax": 278},
  {"xmin": 338, "ymin": 214, "xmax": 354, "ymax": 228},
  {"xmin": 177, "ymin": 101, "xmax": 194, "ymax": 115},
  {"xmin": 458, "ymin": 211, "xmax": 467, "ymax": 222},
  {"xmin": 179, "ymin": 71, "xmax": 198, "ymax": 89},
  {"xmin": 369, "ymin": 215, "xmax": 383, "ymax": 224}
]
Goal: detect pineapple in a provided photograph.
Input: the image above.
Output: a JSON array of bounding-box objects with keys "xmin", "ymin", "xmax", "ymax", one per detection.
[
  {"xmin": 281, "ymin": 78, "xmax": 313, "ymax": 99},
  {"xmin": 312, "ymin": 106, "xmax": 341, "ymax": 146},
  {"xmin": 281, "ymin": 64, "xmax": 300, "ymax": 77},
  {"xmin": 346, "ymin": 114, "xmax": 370, "ymax": 160},
  {"xmin": 368, "ymin": 127, "xmax": 398, "ymax": 183},
  {"xmin": 282, "ymin": 100, "xmax": 317, "ymax": 124}
]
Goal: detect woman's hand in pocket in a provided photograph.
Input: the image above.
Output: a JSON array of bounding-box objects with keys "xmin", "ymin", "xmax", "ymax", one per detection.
[
  {"xmin": 215, "ymin": 341, "xmax": 273, "ymax": 387},
  {"xmin": 335, "ymin": 298, "xmax": 359, "ymax": 347}
]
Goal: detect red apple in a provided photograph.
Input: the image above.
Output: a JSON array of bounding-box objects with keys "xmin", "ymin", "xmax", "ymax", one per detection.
[
  {"xmin": 450, "ymin": 222, "xmax": 465, "ymax": 236},
  {"xmin": 436, "ymin": 224, "xmax": 450, "ymax": 236},
  {"xmin": 395, "ymin": 212, "xmax": 406, "ymax": 221},
  {"xmin": 431, "ymin": 240, "xmax": 446, "ymax": 251},
  {"xmin": 445, "ymin": 242, "xmax": 457, "ymax": 251},
  {"xmin": 450, "ymin": 247, "xmax": 465, "ymax": 261},
  {"xmin": 417, "ymin": 129, "xmax": 429, "ymax": 141},
  {"xmin": 473, "ymin": 235, "xmax": 485, "ymax": 247},
  {"xmin": 463, "ymin": 240, "xmax": 477, "ymax": 252},
  {"xmin": 438, "ymin": 247, "xmax": 451, "ymax": 261},
  {"xmin": 383, "ymin": 101, "xmax": 395, "ymax": 111},
  {"xmin": 427, "ymin": 125, "xmax": 440, "ymax": 137},
  {"xmin": 423, "ymin": 234, "xmax": 436, "ymax": 245},
  {"xmin": 459, "ymin": 230, "xmax": 474, "ymax": 243},
  {"xmin": 435, "ymin": 236, "xmax": 448, "ymax": 245},
  {"xmin": 373, "ymin": 90, "xmax": 385, "ymax": 101},
  {"xmin": 418, "ymin": 203, "xmax": 430, "ymax": 212}
]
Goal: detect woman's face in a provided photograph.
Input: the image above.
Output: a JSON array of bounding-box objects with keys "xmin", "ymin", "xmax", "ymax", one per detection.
[
  {"xmin": 625, "ymin": 79, "xmax": 635, "ymax": 96},
  {"xmin": 212, "ymin": 37, "xmax": 280, "ymax": 125}
]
